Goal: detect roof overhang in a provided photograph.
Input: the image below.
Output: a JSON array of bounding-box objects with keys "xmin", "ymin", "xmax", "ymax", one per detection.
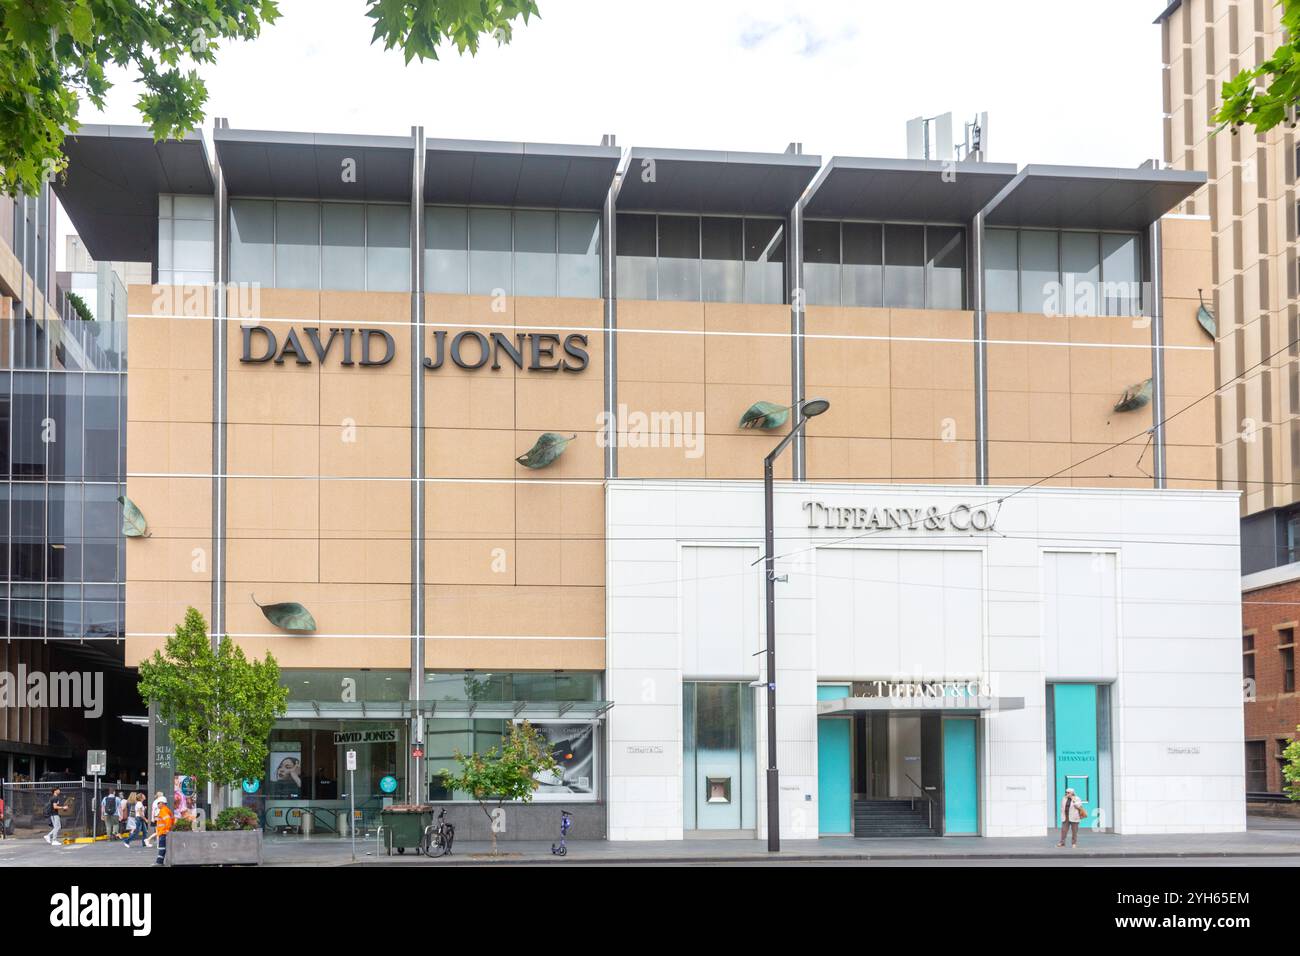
[
  {"xmin": 616, "ymin": 146, "xmax": 822, "ymax": 215},
  {"xmin": 803, "ymin": 156, "xmax": 1019, "ymax": 222},
  {"xmin": 214, "ymin": 127, "xmax": 414, "ymax": 202},
  {"xmin": 983, "ymin": 164, "xmax": 1206, "ymax": 231},
  {"xmin": 1154, "ymin": 0, "xmax": 1182, "ymax": 24},
  {"xmin": 817, "ymin": 695, "xmax": 1025, "ymax": 716},
  {"xmin": 424, "ymin": 138, "xmax": 620, "ymax": 209},
  {"xmin": 53, "ymin": 124, "xmax": 213, "ymax": 264}
]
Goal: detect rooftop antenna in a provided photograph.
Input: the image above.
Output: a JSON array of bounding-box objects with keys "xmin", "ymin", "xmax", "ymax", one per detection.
[{"xmin": 908, "ymin": 112, "xmax": 989, "ymax": 162}]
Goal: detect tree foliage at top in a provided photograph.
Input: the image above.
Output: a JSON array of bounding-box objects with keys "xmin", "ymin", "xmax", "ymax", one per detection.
[
  {"xmin": 0, "ymin": 0, "xmax": 540, "ymax": 197},
  {"xmin": 1215, "ymin": 0, "xmax": 1300, "ymax": 134},
  {"xmin": 136, "ymin": 606, "xmax": 288, "ymax": 790}
]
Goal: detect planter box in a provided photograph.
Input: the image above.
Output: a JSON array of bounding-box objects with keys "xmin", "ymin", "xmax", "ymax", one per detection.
[{"xmin": 167, "ymin": 829, "xmax": 263, "ymax": 866}]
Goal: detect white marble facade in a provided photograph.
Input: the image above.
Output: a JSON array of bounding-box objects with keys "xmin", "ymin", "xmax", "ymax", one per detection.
[{"xmin": 604, "ymin": 480, "xmax": 1246, "ymax": 840}]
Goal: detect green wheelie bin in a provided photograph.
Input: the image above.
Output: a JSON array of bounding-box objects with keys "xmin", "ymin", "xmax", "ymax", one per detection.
[{"xmin": 381, "ymin": 805, "xmax": 433, "ymax": 855}]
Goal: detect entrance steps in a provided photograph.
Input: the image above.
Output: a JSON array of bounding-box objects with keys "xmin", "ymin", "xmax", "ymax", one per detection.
[{"xmin": 852, "ymin": 799, "xmax": 936, "ymax": 838}]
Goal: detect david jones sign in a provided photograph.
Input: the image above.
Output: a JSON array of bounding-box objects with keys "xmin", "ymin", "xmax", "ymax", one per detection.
[
  {"xmin": 803, "ymin": 500, "xmax": 997, "ymax": 532},
  {"xmin": 240, "ymin": 324, "xmax": 589, "ymax": 373}
]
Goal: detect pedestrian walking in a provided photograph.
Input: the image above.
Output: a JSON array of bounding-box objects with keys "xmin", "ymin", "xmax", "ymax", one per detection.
[
  {"xmin": 100, "ymin": 788, "xmax": 120, "ymax": 840},
  {"xmin": 117, "ymin": 789, "xmax": 131, "ymax": 837},
  {"xmin": 121, "ymin": 792, "xmax": 142, "ymax": 847},
  {"xmin": 1057, "ymin": 786, "xmax": 1087, "ymax": 848},
  {"xmin": 144, "ymin": 790, "xmax": 165, "ymax": 847},
  {"xmin": 0, "ymin": 793, "xmax": 7, "ymax": 840},
  {"xmin": 43, "ymin": 787, "xmax": 67, "ymax": 846},
  {"xmin": 153, "ymin": 796, "xmax": 174, "ymax": 866}
]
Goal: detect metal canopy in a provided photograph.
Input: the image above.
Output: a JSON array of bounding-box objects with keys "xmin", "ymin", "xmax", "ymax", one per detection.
[
  {"xmin": 424, "ymin": 138, "xmax": 620, "ymax": 209},
  {"xmin": 983, "ymin": 164, "xmax": 1205, "ymax": 231},
  {"xmin": 53, "ymin": 124, "xmax": 213, "ymax": 264},
  {"xmin": 214, "ymin": 127, "xmax": 414, "ymax": 202},
  {"xmin": 616, "ymin": 146, "xmax": 822, "ymax": 215},
  {"xmin": 284, "ymin": 699, "xmax": 614, "ymax": 720},
  {"xmin": 816, "ymin": 695, "xmax": 1025, "ymax": 715},
  {"xmin": 802, "ymin": 157, "xmax": 1018, "ymax": 222}
]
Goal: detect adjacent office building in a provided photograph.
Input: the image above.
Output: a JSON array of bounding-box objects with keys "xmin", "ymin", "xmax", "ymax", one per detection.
[
  {"xmin": 51, "ymin": 119, "xmax": 1244, "ymax": 840},
  {"xmin": 1158, "ymin": 0, "xmax": 1299, "ymax": 799},
  {"xmin": 0, "ymin": 186, "xmax": 137, "ymax": 783}
]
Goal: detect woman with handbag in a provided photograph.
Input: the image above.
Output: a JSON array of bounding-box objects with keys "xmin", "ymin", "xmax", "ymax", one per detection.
[{"xmin": 1057, "ymin": 787, "xmax": 1087, "ymax": 848}]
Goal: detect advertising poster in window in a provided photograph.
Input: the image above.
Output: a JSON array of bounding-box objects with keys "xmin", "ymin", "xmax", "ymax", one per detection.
[
  {"xmin": 267, "ymin": 748, "xmax": 304, "ymax": 799},
  {"xmin": 523, "ymin": 722, "xmax": 596, "ymax": 800}
]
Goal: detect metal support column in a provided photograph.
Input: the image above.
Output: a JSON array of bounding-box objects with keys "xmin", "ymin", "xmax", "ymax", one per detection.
[
  {"xmin": 971, "ymin": 209, "xmax": 988, "ymax": 484},
  {"xmin": 409, "ymin": 126, "xmax": 426, "ymax": 803},
  {"xmin": 1148, "ymin": 217, "xmax": 1167, "ymax": 488}
]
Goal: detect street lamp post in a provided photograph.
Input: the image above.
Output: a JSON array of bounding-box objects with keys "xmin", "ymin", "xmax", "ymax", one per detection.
[{"xmin": 762, "ymin": 397, "xmax": 829, "ymax": 852}]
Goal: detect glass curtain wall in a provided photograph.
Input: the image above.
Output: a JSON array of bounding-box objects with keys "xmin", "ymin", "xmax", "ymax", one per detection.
[
  {"xmin": 229, "ymin": 199, "xmax": 411, "ymax": 292},
  {"xmin": 425, "ymin": 206, "xmax": 601, "ymax": 298},
  {"xmin": 986, "ymin": 228, "xmax": 1143, "ymax": 316},
  {"xmin": 0, "ymin": 369, "xmax": 126, "ymax": 639},
  {"xmin": 802, "ymin": 221, "xmax": 966, "ymax": 309},
  {"xmin": 616, "ymin": 213, "xmax": 786, "ymax": 304}
]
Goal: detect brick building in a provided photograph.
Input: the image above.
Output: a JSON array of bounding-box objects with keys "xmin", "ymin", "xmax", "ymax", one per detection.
[{"xmin": 1241, "ymin": 567, "xmax": 1300, "ymax": 794}]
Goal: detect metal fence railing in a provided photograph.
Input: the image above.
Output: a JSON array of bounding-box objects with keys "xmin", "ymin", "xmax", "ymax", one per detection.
[{"xmin": 2, "ymin": 780, "xmax": 140, "ymax": 839}]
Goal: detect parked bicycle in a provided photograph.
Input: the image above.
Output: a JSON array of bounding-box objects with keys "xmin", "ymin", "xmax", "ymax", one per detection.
[{"xmin": 421, "ymin": 807, "xmax": 455, "ymax": 858}]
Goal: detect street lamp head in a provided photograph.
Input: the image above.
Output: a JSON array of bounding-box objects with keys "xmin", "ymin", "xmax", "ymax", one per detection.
[{"xmin": 800, "ymin": 398, "xmax": 830, "ymax": 418}]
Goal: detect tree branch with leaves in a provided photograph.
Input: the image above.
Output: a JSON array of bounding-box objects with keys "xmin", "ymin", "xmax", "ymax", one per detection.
[
  {"xmin": 0, "ymin": 0, "xmax": 540, "ymax": 197},
  {"xmin": 1215, "ymin": 0, "xmax": 1300, "ymax": 134}
]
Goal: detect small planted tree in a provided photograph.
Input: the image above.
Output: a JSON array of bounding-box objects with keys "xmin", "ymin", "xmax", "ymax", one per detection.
[
  {"xmin": 137, "ymin": 607, "xmax": 288, "ymax": 815},
  {"xmin": 440, "ymin": 720, "xmax": 559, "ymax": 855}
]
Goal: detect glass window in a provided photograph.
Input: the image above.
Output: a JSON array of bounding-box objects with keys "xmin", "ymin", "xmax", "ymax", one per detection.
[
  {"xmin": 365, "ymin": 204, "xmax": 410, "ymax": 292},
  {"xmin": 229, "ymin": 200, "xmax": 275, "ymax": 288},
  {"xmin": 1060, "ymin": 232, "xmax": 1100, "ymax": 317},
  {"xmin": 47, "ymin": 484, "xmax": 82, "ymax": 583},
  {"xmin": 883, "ymin": 224, "xmax": 924, "ymax": 308},
  {"xmin": 1100, "ymin": 233, "xmax": 1142, "ymax": 316},
  {"xmin": 172, "ymin": 217, "xmax": 215, "ymax": 274},
  {"xmin": 12, "ymin": 371, "xmax": 45, "ymax": 480},
  {"xmin": 842, "ymin": 222, "xmax": 883, "ymax": 308},
  {"xmin": 425, "ymin": 206, "xmax": 468, "ymax": 294},
  {"xmin": 616, "ymin": 213, "xmax": 657, "ymax": 300},
  {"xmin": 274, "ymin": 201, "xmax": 320, "ymax": 290},
  {"xmin": 467, "ymin": 208, "xmax": 512, "ymax": 296},
  {"xmin": 11, "ymin": 484, "xmax": 43, "ymax": 581},
  {"xmin": 0, "ymin": 372, "xmax": 10, "ymax": 479},
  {"xmin": 743, "ymin": 218, "xmax": 785, "ymax": 305},
  {"xmin": 47, "ymin": 373, "xmax": 83, "ymax": 481},
  {"xmin": 321, "ymin": 203, "xmax": 365, "ymax": 291},
  {"xmin": 84, "ymin": 375, "xmax": 119, "ymax": 481},
  {"xmin": 985, "ymin": 229, "xmax": 1018, "ymax": 311},
  {"xmin": 657, "ymin": 215, "xmax": 700, "ymax": 301},
  {"xmin": 1019, "ymin": 229, "xmax": 1059, "ymax": 315},
  {"xmin": 701, "ymin": 217, "xmax": 743, "ymax": 303},
  {"xmin": 513, "ymin": 209, "xmax": 557, "ymax": 297},
  {"xmin": 803, "ymin": 220, "xmax": 841, "ymax": 306},
  {"xmin": 83, "ymin": 485, "xmax": 119, "ymax": 583},
  {"xmin": 557, "ymin": 211, "xmax": 601, "ymax": 298},
  {"xmin": 926, "ymin": 225, "xmax": 966, "ymax": 310}
]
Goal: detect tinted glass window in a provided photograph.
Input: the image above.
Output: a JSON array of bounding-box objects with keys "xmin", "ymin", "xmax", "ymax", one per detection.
[
  {"xmin": 883, "ymin": 224, "xmax": 924, "ymax": 308},
  {"xmin": 701, "ymin": 217, "xmax": 743, "ymax": 303}
]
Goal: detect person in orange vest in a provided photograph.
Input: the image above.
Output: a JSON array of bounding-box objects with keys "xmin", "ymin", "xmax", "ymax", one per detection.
[{"xmin": 154, "ymin": 796, "xmax": 174, "ymax": 866}]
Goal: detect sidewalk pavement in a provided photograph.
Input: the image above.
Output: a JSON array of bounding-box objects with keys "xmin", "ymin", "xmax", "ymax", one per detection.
[{"xmin": 2, "ymin": 815, "xmax": 1298, "ymax": 866}]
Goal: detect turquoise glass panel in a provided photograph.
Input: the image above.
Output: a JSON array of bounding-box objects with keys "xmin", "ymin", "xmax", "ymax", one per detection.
[
  {"xmin": 942, "ymin": 718, "xmax": 978, "ymax": 834},
  {"xmin": 816, "ymin": 685, "xmax": 851, "ymax": 834},
  {"xmin": 1052, "ymin": 683, "xmax": 1099, "ymax": 828}
]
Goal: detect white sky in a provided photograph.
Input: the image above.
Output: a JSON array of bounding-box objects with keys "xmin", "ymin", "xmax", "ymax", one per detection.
[{"xmin": 58, "ymin": 0, "xmax": 1170, "ymax": 263}]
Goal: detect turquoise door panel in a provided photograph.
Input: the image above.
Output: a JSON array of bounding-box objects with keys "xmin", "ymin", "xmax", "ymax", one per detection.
[
  {"xmin": 1052, "ymin": 683, "xmax": 1099, "ymax": 828},
  {"xmin": 942, "ymin": 719, "xmax": 978, "ymax": 835},
  {"xmin": 817, "ymin": 685, "xmax": 851, "ymax": 834}
]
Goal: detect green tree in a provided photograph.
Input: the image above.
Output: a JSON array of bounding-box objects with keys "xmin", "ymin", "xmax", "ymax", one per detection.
[
  {"xmin": 440, "ymin": 720, "xmax": 560, "ymax": 855},
  {"xmin": 137, "ymin": 606, "xmax": 288, "ymax": 812},
  {"xmin": 1284, "ymin": 730, "xmax": 1300, "ymax": 800},
  {"xmin": 0, "ymin": 0, "xmax": 540, "ymax": 197},
  {"xmin": 1215, "ymin": 0, "xmax": 1300, "ymax": 134}
]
